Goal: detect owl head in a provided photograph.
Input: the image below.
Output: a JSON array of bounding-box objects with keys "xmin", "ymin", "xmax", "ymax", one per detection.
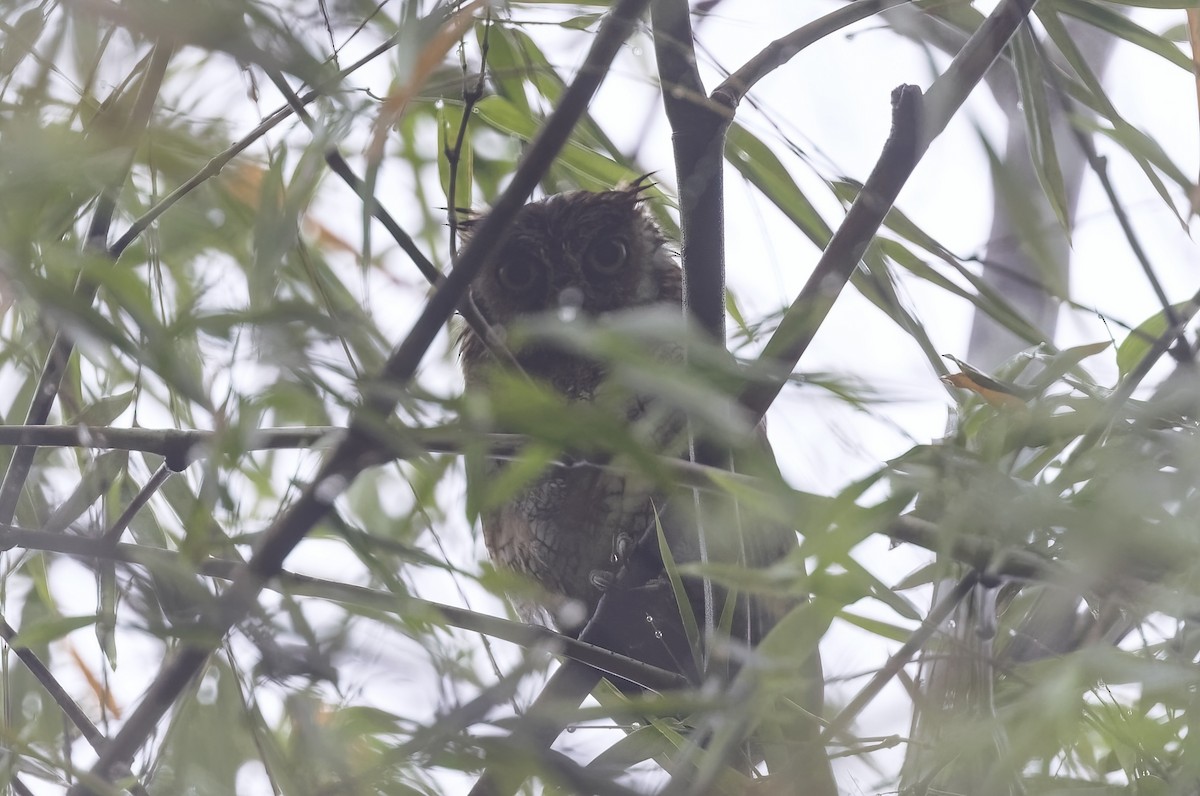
[{"xmin": 460, "ymin": 185, "xmax": 680, "ymax": 331}]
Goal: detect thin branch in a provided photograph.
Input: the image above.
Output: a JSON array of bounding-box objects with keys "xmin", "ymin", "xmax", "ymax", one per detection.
[
  {"xmin": 919, "ymin": 0, "xmax": 1039, "ymax": 150},
  {"xmin": 447, "ymin": 12, "xmax": 490, "ymax": 254},
  {"xmin": 820, "ymin": 572, "xmax": 979, "ymax": 743},
  {"xmin": 99, "ymin": 462, "xmax": 172, "ymax": 545},
  {"xmin": 742, "ymin": 0, "xmax": 1041, "ymax": 422},
  {"xmin": 264, "ymin": 69, "xmax": 440, "ymax": 285},
  {"xmin": 713, "ymin": 0, "xmax": 914, "ymax": 108},
  {"xmin": 0, "ymin": 42, "xmax": 174, "ymax": 529},
  {"xmin": 0, "ymin": 616, "xmax": 104, "ymax": 746},
  {"xmin": 109, "ymin": 31, "xmax": 405, "ymax": 259},
  {"xmin": 652, "ymin": 0, "xmax": 726, "ymax": 343},
  {"xmin": 740, "ymin": 83, "xmax": 924, "ymax": 421},
  {"xmin": 0, "ymin": 424, "xmax": 339, "ymax": 460},
  {"xmin": 0, "ymin": 424, "xmax": 772, "ymax": 496},
  {"xmin": 263, "ymin": 70, "xmax": 518, "ymax": 370},
  {"xmin": 0, "ymin": 523, "xmax": 688, "ymax": 693},
  {"xmin": 0, "ymin": 618, "xmax": 149, "ymax": 796},
  {"xmin": 68, "ymin": 2, "xmax": 650, "ymax": 789}
]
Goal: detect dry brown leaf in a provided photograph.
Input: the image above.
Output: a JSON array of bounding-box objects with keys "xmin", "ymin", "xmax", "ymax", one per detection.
[
  {"xmin": 941, "ymin": 373, "xmax": 1029, "ymax": 410},
  {"xmin": 68, "ymin": 644, "xmax": 121, "ymax": 718},
  {"xmin": 367, "ymin": 1, "xmax": 487, "ymax": 165}
]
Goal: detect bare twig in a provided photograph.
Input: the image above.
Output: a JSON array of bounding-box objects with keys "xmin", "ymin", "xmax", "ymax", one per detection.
[{"xmin": 99, "ymin": 462, "xmax": 172, "ymax": 546}]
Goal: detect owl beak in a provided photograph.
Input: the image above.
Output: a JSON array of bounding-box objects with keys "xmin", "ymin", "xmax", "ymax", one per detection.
[{"xmin": 556, "ymin": 285, "xmax": 585, "ymax": 317}]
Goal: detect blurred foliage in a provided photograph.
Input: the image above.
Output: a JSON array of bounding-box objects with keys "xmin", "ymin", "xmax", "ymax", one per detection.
[{"xmin": 0, "ymin": 0, "xmax": 1197, "ymax": 794}]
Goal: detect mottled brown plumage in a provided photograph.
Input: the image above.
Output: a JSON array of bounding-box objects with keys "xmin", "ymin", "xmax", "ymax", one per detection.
[
  {"xmin": 459, "ymin": 187, "xmax": 834, "ymax": 790},
  {"xmin": 459, "ymin": 187, "xmax": 684, "ymax": 625},
  {"xmin": 458, "ymin": 187, "xmax": 793, "ymax": 682}
]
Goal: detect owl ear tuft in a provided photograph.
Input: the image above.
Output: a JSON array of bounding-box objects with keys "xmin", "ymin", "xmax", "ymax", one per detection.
[
  {"xmin": 612, "ymin": 173, "xmax": 657, "ymax": 201},
  {"xmin": 450, "ymin": 206, "xmax": 484, "ymax": 237}
]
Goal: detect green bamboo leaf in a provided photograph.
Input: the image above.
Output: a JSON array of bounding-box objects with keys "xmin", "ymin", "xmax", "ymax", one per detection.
[
  {"xmin": 474, "ymin": 95, "xmax": 639, "ymax": 189},
  {"xmin": 838, "ymin": 610, "xmax": 912, "ymax": 643},
  {"xmin": 655, "ymin": 504, "xmax": 704, "ymax": 677},
  {"xmin": 1013, "ymin": 24, "xmax": 1071, "ymax": 232},
  {"xmin": 1058, "ymin": 0, "xmax": 1193, "ymax": 70},
  {"xmin": 70, "ymin": 389, "xmax": 135, "ymax": 427},
  {"xmin": 98, "ymin": 565, "xmax": 118, "ymax": 669},
  {"xmin": 585, "ymin": 724, "xmax": 682, "ymax": 772},
  {"xmin": 725, "ymin": 123, "xmax": 831, "ymax": 248},
  {"xmin": 833, "ymin": 181, "xmax": 1045, "ymax": 344},
  {"xmin": 1079, "ymin": 115, "xmax": 1193, "ymax": 190},
  {"xmin": 42, "ymin": 450, "xmax": 128, "ymax": 534},
  {"xmin": 1038, "ymin": 6, "xmax": 1185, "ymax": 221},
  {"xmin": 1026, "ymin": 340, "xmax": 1112, "ymax": 393},
  {"xmin": 10, "ymin": 614, "xmax": 100, "ymax": 648},
  {"xmin": 487, "ymin": 25, "xmax": 632, "ymax": 164},
  {"xmin": 877, "ymin": 239, "xmax": 975, "ymax": 302},
  {"xmin": 481, "ymin": 24, "xmax": 533, "ymax": 118},
  {"xmin": 561, "ymin": 13, "xmax": 603, "ymax": 30},
  {"xmin": 1116, "ymin": 302, "xmax": 1192, "ymax": 378}
]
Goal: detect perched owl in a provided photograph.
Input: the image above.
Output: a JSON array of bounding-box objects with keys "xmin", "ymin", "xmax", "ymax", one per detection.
[
  {"xmin": 458, "ymin": 186, "xmax": 794, "ymax": 685},
  {"xmin": 458, "ymin": 186, "xmax": 834, "ymax": 790}
]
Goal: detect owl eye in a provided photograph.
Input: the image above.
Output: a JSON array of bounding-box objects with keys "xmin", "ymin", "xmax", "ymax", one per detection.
[
  {"xmin": 498, "ymin": 260, "xmax": 542, "ymax": 292},
  {"xmin": 585, "ymin": 238, "xmax": 627, "ymax": 275}
]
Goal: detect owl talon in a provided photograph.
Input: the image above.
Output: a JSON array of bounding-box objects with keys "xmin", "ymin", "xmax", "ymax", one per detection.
[{"xmin": 589, "ymin": 570, "xmax": 615, "ymax": 592}]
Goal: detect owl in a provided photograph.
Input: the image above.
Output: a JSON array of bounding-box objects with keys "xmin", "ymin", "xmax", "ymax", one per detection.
[{"xmin": 458, "ymin": 185, "xmax": 793, "ymax": 684}]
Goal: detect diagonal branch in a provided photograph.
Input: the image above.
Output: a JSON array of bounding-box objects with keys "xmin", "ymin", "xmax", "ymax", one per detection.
[
  {"xmin": 820, "ymin": 572, "xmax": 979, "ymax": 744},
  {"xmin": 0, "ymin": 42, "xmax": 174, "ymax": 530},
  {"xmin": 713, "ymin": 0, "xmax": 913, "ymax": 109},
  {"xmin": 739, "ymin": 83, "xmax": 924, "ymax": 421},
  {"xmin": 108, "ymin": 31, "xmax": 405, "ymax": 259},
  {"xmin": 67, "ymin": 1, "xmax": 650, "ymax": 790},
  {"xmin": 741, "ymin": 0, "xmax": 1041, "ymax": 423},
  {"xmin": 263, "ymin": 69, "xmax": 518, "ymax": 370}
]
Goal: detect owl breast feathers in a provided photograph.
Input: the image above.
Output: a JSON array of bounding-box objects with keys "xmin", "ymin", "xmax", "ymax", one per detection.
[
  {"xmin": 457, "ymin": 189, "xmax": 828, "ymax": 784},
  {"xmin": 457, "ymin": 187, "xmax": 687, "ymax": 624}
]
